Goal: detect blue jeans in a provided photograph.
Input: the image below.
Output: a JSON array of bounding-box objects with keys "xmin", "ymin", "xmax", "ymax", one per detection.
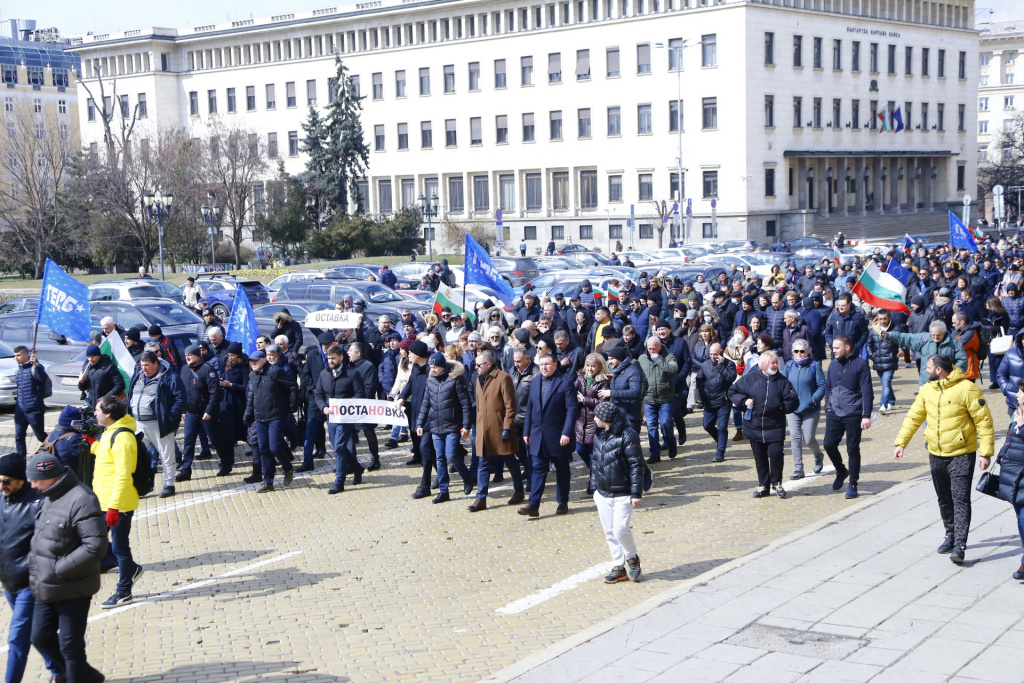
[
  {"xmin": 702, "ymin": 404, "xmax": 731, "ymax": 458},
  {"xmin": 990, "ymin": 353, "xmax": 1003, "ymax": 385},
  {"xmin": 528, "ymin": 446, "xmax": 571, "ymax": 507},
  {"xmin": 302, "ymin": 415, "xmax": 326, "ymax": 466},
  {"xmin": 431, "ymin": 432, "xmax": 471, "ymax": 493},
  {"xmin": 180, "ymin": 412, "xmax": 214, "ymax": 473},
  {"xmin": 1015, "ymin": 502, "xmax": 1024, "ymax": 564},
  {"xmin": 13, "ymin": 406, "xmax": 45, "ymax": 458},
  {"xmin": 877, "ymin": 369, "xmax": 895, "ymax": 408},
  {"xmin": 5, "ymin": 587, "xmax": 61, "ymax": 683},
  {"xmin": 104, "ymin": 510, "xmax": 139, "ymax": 594},
  {"xmin": 644, "ymin": 402, "xmax": 676, "ymax": 458},
  {"xmin": 390, "ymin": 424, "xmax": 408, "ymax": 440},
  {"xmin": 327, "ymin": 422, "xmax": 358, "ymax": 484},
  {"xmin": 576, "ymin": 442, "xmax": 593, "ymax": 470},
  {"xmin": 475, "ymin": 447, "xmax": 524, "ymax": 498},
  {"xmin": 254, "ymin": 419, "xmax": 293, "ymax": 484}
]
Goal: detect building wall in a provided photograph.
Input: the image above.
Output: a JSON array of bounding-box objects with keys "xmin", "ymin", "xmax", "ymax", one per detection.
[{"xmin": 977, "ymin": 21, "xmax": 1023, "ymax": 223}]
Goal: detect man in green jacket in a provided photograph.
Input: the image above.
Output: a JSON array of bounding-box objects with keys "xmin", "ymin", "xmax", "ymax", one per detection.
[
  {"xmin": 884, "ymin": 320, "xmax": 967, "ymax": 386},
  {"xmin": 637, "ymin": 336, "xmax": 678, "ymax": 464}
]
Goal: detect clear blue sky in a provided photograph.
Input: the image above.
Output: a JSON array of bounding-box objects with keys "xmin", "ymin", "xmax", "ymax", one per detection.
[{"xmin": 1, "ymin": 0, "xmax": 1020, "ymax": 37}]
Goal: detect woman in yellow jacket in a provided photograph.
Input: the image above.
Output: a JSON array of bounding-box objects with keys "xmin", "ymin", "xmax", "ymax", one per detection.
[
  {"xmin": 91, "ymin": 396, "xmax": 143, "ymax": 608},
  {"xmin": 893, "ymin": 356, "xmax": 994, "ymax": 565}
]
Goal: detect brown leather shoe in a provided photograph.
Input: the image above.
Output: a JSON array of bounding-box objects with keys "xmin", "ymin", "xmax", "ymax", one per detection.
[
  {"xmin": 555, "ymin": 503, "xmax": 569, "ymax": 515},
  {"xmin": 732, "ymin": 429, "xmax": 744, "ymax": 441},
  {"xmin": 467, "ymin": 498, "xmax": 487, "ymax": 512},
  {"xmin": 517, "ymin": 504, "xmax": 539, "ymax": 517},
  {"xmin": 507, "ymin": 490, "xmax": 525, "ymax": 505}
]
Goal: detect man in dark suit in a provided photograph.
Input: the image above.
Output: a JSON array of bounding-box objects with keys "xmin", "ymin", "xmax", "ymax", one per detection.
[
  {"xmin": 519, "ymin": 354, "xmax": 579, "ymax": 517},
  {"xmin": 298, "ymin": 332, "xmax": 334, "ymax": 472}
]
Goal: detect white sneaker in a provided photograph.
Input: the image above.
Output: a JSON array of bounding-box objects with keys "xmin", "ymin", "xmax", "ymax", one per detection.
[{"xmin": 879, "ymin": 405, "xmax": 888, "ymax": 416}]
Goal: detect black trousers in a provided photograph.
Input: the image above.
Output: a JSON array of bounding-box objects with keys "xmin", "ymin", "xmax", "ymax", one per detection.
[
  {"xmin": 31, "ymin": 596, "xmax": 101, "ymax": 683},
  {"xmin": 823, "ymin": 414, "xmax": 863, "ymax": 486},
  {"xmin": 411, "ymin": 431, "xmax": 435, "ymax": 489},
  {"xmin": 672, "ymin": 395, "xmax": 687, "ymax": 448},
  {"xmin": 750, "ymin": 440, "xmax": 785, "ymax": 488},
  {"xmin": 930, "ymin": 452, "xmax": 976, "ymax": 549}
]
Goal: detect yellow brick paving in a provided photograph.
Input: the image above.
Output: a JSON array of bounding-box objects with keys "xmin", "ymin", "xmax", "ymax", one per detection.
[{"xmin": 0, "ymin": 367, "xmax": 1008, "ymax": 682}]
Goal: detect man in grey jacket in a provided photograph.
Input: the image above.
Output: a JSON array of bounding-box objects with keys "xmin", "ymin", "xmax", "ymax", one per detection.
[{"xmin": 27, "ymin": 452, "xmax": 108, "ymax": 683}]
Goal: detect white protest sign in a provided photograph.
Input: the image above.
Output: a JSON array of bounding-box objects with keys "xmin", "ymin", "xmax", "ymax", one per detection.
[
  {"xmin": 327, "ymin": 399, "xmax": 408, "ymax": 426},
  {"xmin": 305, "ymin": 310, "xmax": 362, "ymax": 329}
]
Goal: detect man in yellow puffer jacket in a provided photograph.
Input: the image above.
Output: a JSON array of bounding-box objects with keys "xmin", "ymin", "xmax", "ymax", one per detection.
[
  {"xmin": 91, "ymin": 396, "xmax": 143, "ymax": 609},
  {"xmin": 894, "ymin": 354, "xmax": 994, "ymax": 565}
]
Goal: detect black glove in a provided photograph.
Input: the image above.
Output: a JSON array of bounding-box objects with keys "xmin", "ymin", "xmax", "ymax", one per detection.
[{"xmin": 501, "ymin": 429, "xmax": 511, "ymax": 442}]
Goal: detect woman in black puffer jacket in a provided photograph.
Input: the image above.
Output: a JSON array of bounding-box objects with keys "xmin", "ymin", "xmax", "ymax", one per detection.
[
  {"xmin": 589, "ymin": 402, "xmax": 645, "ymax": 584},
  {"xmin": 991, "ymin": 380, "xmax": 1024, "ymax": 581},
  {"xmin": 866, "ymin": 310, "xmax": 902, "ymax": 413}
]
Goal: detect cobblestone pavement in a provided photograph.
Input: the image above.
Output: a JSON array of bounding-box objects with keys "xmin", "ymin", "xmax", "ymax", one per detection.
[{"xmin": 0, "ymin": 366, "xmax": 1009, "ymax": 682}]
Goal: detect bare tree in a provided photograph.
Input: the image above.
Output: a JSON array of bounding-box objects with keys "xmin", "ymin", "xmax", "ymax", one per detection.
[
  {"xmin": 0, "ymin": 94, "xmax": 82, "ymax": 277},
  {"xmin": 646, "ymin": 199, "xmax": 676, "ymax": 249},
  {"xmin": 979, "ymin": 112, "xmax": 1024, "ymax": 219}
]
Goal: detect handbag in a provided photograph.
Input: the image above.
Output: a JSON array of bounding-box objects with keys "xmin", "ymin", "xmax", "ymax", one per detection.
[
  {"xmin": 990, "ymin": 327, "xmax": 1013, "ymax": 356},
  {"xmin": 976, "ymin": 459, "xmax": 1001, "ymax": 498}
]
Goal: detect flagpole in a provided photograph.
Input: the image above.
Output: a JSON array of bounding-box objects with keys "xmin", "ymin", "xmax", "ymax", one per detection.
[{"xmin": 30, "ymin": 322, "xmax": 38, "ymax": 358}]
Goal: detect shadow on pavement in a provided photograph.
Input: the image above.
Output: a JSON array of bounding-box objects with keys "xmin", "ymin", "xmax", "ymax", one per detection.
[
  {"xmin": 640, "ymin": 557, "xmax": 733, "ymax": 583},
  {"xmin": 107, "ymin": 660, "xmax": 350, "ymax": 682},
  {"xmin": 136, "ymin": 566, "xmax": 343, "ymax": 604},
  {"xmin": 142, "ymin": 549, "xmax": 277, "ymax": 572}
]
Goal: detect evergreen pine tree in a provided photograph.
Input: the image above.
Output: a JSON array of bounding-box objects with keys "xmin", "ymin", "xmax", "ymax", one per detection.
[{"xmin": 310, "ymin": 56, "xmax": 369, "ymax": 218}]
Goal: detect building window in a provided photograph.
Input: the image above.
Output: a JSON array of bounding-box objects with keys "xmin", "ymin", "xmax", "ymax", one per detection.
[
  {"xmin": 448, "ymin": 177, "xmax": 465, "ymax": 212},
  {"xmin": 765, "ymin": 168, "xmax": 775, "ymax": 197},
  {"xmin": 400, "ymin": 178, "xmax": 415, "ymax": 210},
  {"xmin": 870, "ymin": 43, "xmax": 879, "ymax": 73},
  {"xmin": 669, "ymin": 37, "xmax": 683, "ymax": 70},
  {"xmin": 524, "ymin": 225, "xmax": 538, "ymax": 240},
  {"xmin": 552, "ymin": 171, "xmax": 569, "ymax": 210},
  {"xmin": 813, "ymin": 37, "xmax": 822, "ymax": 69},
  {"xmin": 793, "ymin": 35, "xmax": 803, "ymax": 67},
  {"xmin": 473, "ymin": 175, "xmax": 489, "ymax": 212},
  {"xmin": 189, "ymin": 91, "xmax": 199, "ymax": 116},
  {"xmin": 526, "ymin": 173, "xmax": 542, "ymax": 210},
  {"xmin": 609, "ymin": 175, "xmax": 622, "ymax": 202},
  {"xmin": 576, "ymin": 49, "xmax": 591, "ymax": 80},
  {"xmin": 550, "ymin": 110, "xmax": 563, "ymax": 140},
  {"xmin": 905, "ymin": 46, "xmax": 913, "ymax": 75},
  {"xmin": 578, "ymin": 108, "xmax": 592, "ymax": 138},
  {"xmin": 421, "ymin": 121, "xmax": 433, "ymax": 148},
  {"xmin": 669, "ymin": 100, "xmax": 682, "ymax": 132},
  {"xmin": 638, "ymin": 173, "xmax": 653, "ymax": 201},
  {"xmin": 938, "ymin": 49, "xmax": 946, "ymax": 77},
  {"xmin": 609, "ymin": 224, "xmax": 622, "ymax": 239},
  {"xmin": 208, "ymin": 90, "xmax": 218, "ymax": 115},
  {"xmin": 379, "ymin": 180, "xmax": 393, "ymax": 214},
  {"xmin": 374, "ymin": 125, "xmax": 385, "ymax": 151},
  {"xmin": 87, "ymin": 98, "xmax": 96, "ymax": 121},
  {"xmin": 852, "ymin": 41, "xmax": 861, "ymax": 71},
  {"xmin": 288, "ymin": 131, "xmax": 299, "ymax": 156},
  {"xmin": 496, "ymin": 115, "xmax": 508, "ymax": 143},
  {"xmin": 445, "ymin": 119, "xmax": 457, "ymax": 147},
  {"xmin": 470, "ymin": 117, "xmax": 482, "ymax": 145},
  {"xmin": 920, "ymin": 102, "xmax": 929, "ymax": 130},
  {"xmin": 521, "ymin": 56, "xmax": 533, "ymax": 85},
  {"xmin": 958, "ymin": 51, "xmax": 966, "ymax": 79},
  {"xmin": 246, "ymin": 86, "xmax": 256, "ymax": 111},
  {"xmin": 703, "ymin": 171, "xmax": 718, "ymax": 198},
  {"xmin": 764, "ymin": 32, "xmax": 774, "ymax": 65},
  {"xmin": 420, "ymin": 67, "xmax": 431, "ymax": 95},
  {"xmin": 580, "ymin": 170, "xmax": 598, "ymax": 209},
  {"xmin": 138, "ymin": 94, "xmax": 148, "ymax": 118},
  {"xmin": 285, "ymin": 81, "xmax": 296, "ymax": 107},
  {"xmin": 702, "ymin": 222, "xmax": 717, "ymax": 239},
  {"xmin": 356, "ymin": 180, "xmax": 369, "ymax": 210},
  {"xmin": 980, "ymin": 97, "xmax": 989, "ymax": 111},
  {"xmin": 266, "ymin": 84, "xmax": 276, "ymax": 109},
  {"xmin": 937, "ymin": 103, "xmax": 944, "ymax": 131},
  {"xmin": 764, "ymin": 95, "xmax": 774, "ymax": 127},
  {"xmin": 957, "ymin": 164, "xmax": 965, "ymax": 190},
  {"xmin": 607, "ymin": 106, "xmax": 621, "ymax": 136},
  {"xmin": 1005, "ymin": 96, "xmax": 1015, "ymax": 110},
  {"xmin": 551, "ymin": 225, "xmax": 565, "ymax": 240},
  {"xmin": 702, "ymin": 97, "xmax": 717, "ymax": 129},
  {"xmin": 979, "ymin": 120, "xmax": 988, "ymax": 134},
  {"xmin": 267, "ymin": 132, "xmax": 278, "ymax": 158},
  {"xmin": 887, "ymin": 44, "xmax": 896, "ymax": 74},
  {"xmin": 701, "ymin": 34, "xmax": 717, "ymax": 67},
  {"xmin": 958, "ymin": 104, "xmax": 965, "ymax": 132},
  {"xmin": 468, "ymin": 62, "xmax": 480, "ymax": 90},
  {"xmin": 979, "ymin": 146, "xmax": 989, "ymax": 162},
  {"xmin": 833, "ymin": 39, "xmax": 842, "ymax": 70},
  {"xmin": 639, "ymin": 224, "xmax": 654, "ymax": 239},
  {"xmin": 851, "ymin": 99, "xmax": 860, "ymax": 128},
  {"xmin": 396, "ymin": 70, "xmax": 406, "ymax": 97},
  {"xmin": 922, "ymin": 47, "xmax": 930, "ymax": 76},
  {"xmin": 637, "ymin": 104, "xmax": 652, "ymax": 134},
  {"xmin": 606, "ymin": 47, "xmax": 620, "ymax": 77},
  {"xmin": 813, "ymin": 98, "xmax": 822, "ymax": 128},
  {"xmin": 523, "ymin": 113, "xmax": 535, "ymax": 141},
  {"xmin": 444, "ymin": 65, "xmax": 455, "ymax": 93},
  {"xmin": 398, "ymin": 123, "xmax": 409, "ymax": 150},
  {"xmin": 793, "ymin": 96, "xmax": 803, "ymax": 127},
  {"xmin": 495, "ymin": 59, "xmax": 507, "ymax": 88},
  {"xmin": 637, "ymin": 43, "xmax": 651, "ymax": 73},
  {"xmin": 670, "ymin": 172, "xmax": 684, "ymax": 201},
  {"xmin": 580, "ymin": 225, "xmax": 594, "ymax": 240},
  {"xmin": 832, "ymin": 98, "xmax": 841, "ymax": 128},
  {"xmin": 766, "ymin": 220, "xmax": 776, "ymax": 237},
  {"xmin": 548, "ymin": 53, "xmax": 562, "ymax": 83}
]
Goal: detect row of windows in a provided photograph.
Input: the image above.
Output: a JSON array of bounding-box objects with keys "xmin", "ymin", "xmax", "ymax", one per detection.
[
  {"xmin": 765, "ymin": 95, "xmax": 966, "ymax": 132},
  {"xmin": 87, "ymin": 93, "xmax": 147, "ymax": 121},
  {"xmin": 763, "ymin": 33, "xmax": 967, "ymax": 79},
  {"xmin": 978, "ymin": 119, "xmax": 1019, "ymax": 135},
  {"xmin": 3, "ymin": 96, "xmax": 69, "ymax": 116},
  {"xmin": 979, "ymin": 51, "xmax": 1017, "ymax": 66},
  {"xmin": 979, "ymin": 96, "xmax": 1016, "ymax": 112},
  {"xmin": 0, "ymin": 64, "xmax": 72, "ymax": 88},
  {"xmin": 979, "ymin": 73, "xmax": 1015, "ymax": 86}
]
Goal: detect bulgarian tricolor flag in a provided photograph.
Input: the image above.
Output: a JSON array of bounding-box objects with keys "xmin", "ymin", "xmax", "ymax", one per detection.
[
  {"xmin": 877, "ymin": 108, "xmax": 889, "ymax": 133},
  {"xmin": 833, "ymin": 245, "xmax": 842, "ymax": 268},
  {"xmin": 606, "ymin": 284, "xmax": 620, "ymax": 303},
  {"xmin": 100, "ymin": 332, "xmax": 135, "ymax": 393},
  {"xmin": 852, "ymin": 261, "xmax": 910, "ymax": 315},
  {"xmin": 433, "ymin": 286, "xmax": 476, "ymax": 324}
]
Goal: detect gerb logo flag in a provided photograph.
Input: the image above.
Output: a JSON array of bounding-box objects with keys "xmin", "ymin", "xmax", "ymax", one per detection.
[
  {"xmin": 464, "ymin": 234, "xmax": 516, "ymax": 304},
  {"xmin": 948, "ymin": 211, "xmax": 978, "ymax": 253},
  {"xmin": 37, "ymin": 258, "xmax": 91, "ymax": 341},
  {"xmin": 224, "ymin": 289, "xmax": 258, "ymax": 355}
]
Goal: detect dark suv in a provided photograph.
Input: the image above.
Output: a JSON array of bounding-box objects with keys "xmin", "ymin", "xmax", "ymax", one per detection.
[
  {"xmin": 194, "ymin": 274, "xmax": 271, "ymax": 319},
  {"xmin": 488, "ymin": 257, "xmax": 541, "ymax": 288},
  {"xmin": 275, "ymin": 279, "xmax": 431, "ymax": 319}
]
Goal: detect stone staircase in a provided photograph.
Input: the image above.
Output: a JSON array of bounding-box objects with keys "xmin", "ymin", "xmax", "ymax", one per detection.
[{"xmin": 785, "ymin": 205, "xmax": 958, "ymax": 243}]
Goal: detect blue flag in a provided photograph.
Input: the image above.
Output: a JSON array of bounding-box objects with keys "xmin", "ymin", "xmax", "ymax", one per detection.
[
  {"xmin": 893, "ymin": 106, "xmax": 905, "ymax": 133},
  {"xmin": 949, "ymin": 211, "xmax": 978, "ymax": 252},
  {"xmin": 36, "ymin": 258, "xmax": 91, "ymax": 342},
  {"xmin": 464, "ymin": 234, "xmax": 516, "ymax": 304},
  {"xmin": 224, "ymin": 289, "xmax": 258, "ymax": 355},
  {"xmin": 885, "ymin": 258, "xmax": 914, "ymax": 287}
]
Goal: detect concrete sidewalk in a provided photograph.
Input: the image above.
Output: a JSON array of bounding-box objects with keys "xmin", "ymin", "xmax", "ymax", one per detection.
[{"xmin": 493, "ymin": 470, "xmax": 1024, "ymax": 683}]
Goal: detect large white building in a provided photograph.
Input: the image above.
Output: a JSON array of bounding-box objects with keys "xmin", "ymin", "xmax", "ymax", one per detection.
[
  {"xmin": 70, "ymin": 0, "xmax": 979, "ymax": 252},
  {"xmin": 977, "ymin": 20, "xmax": 1022, "ymax": 222}
]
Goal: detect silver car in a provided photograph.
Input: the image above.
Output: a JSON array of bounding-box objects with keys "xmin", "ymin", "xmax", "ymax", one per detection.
[{"xmin": 0, "ymin": 342, "xmax": 19, "ymax": 406}]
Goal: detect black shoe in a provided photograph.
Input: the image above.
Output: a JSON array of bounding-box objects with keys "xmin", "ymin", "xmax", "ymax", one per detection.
[
  {"xmin": 256, "ymin": 483, "xmax": 274, "ymax": 493},
  {"xmin": 215, "ymin": 467, "xmax": 232, "ymax": 477},
  {"xmin": 813, "ymin": 457, "xmax": 823, "ymax": 474},
  {"xmin": 432, "ymin": 492, "xmax": 450, "ymax": 504},
  {"xmin": 100, "ymin": 592, "xmax": 132, "ymax": 609},
  {"xmin": 832, "ymin": 467, "xmax": 848, "ymax": 491},
  {"xmin": 405, "ymin": 457, "xmax": 421, "ymax": 466},
  {"xmin": 668, "ymin": 445, "xmax": 677, "ymax": 459},
  {"xmin": 790, "ymin": 471, "xmax": 805, "ymax": 480},
  {"xmin": 282, "ymin": 469, "xmax": 294, "ymax": 487},
  {"xmin": 712, "ymin": 454, "xmax": 725, "ymax": 463},
  {"xmin": 752, "ymin": 487, "xmax": 769, "ymax": 498},
  {"xmin": 845, "ymin": 484, "xmax": 859, "ymax": 499},
  {"xmin": 328, "ymin": 484, "xmax": 344, "ymax": 495},
  {"xmin": 492, "ymin": 474, "xmax": 504, "ymax": 484},
  {"xmin": 158, "ymin": 486, "xmax": 175, "ymax": 498},
  {"xmin": 384, "ymin": 439, "xmax": 399, "ymax": 449},
  {"xmin": 412, "ymin": 486, "xmax": 430, "ymax": 499},
  {"xmin": 295, "ymin": 464, "xmax": 315, "ymax": 473},
  {"xmin": 196, "ymin": 451, "xmax": 212, "ymax": 460},
  {"xmin": 989, "ymin": 383, "xmax": 1001, "ymax": 390},
  {"xmin": 773, "ymin": 484, "xmax": 787, "ymax": 499},
  {"xmin": 398, "ymin": 434, "xmax": 409, "ymax": 443},
  {"xmin": 463, "ymin": 480, "xmax": 474, "ymax": 496},
  {"xmin": 367, "ymin": 459, "xmax": 380, "ymax": 472},
  {"xmin": 647, "ymin": 455, "xmax": 661, "ymax": 464},
  {"xmin": 174, "ymin": 470, "xmax": 192, "ymax": 482},
  {"xmin": 951, "ymin": 547, "xmax": 966, "ymax": 565},
  {"xmin": 242, "ymin": 474, "xmax": 261, "ymax": 484},
  {"xmin": 937, "ymin": 536, "xmax": 955, "ymax": 554},
  {"xmin": 1013, "ymin": 563, "xmax": 1024, "ymax": 580},
  {"xmin": 352, "ymin": 467, "xmax": 364, "ymax": 485}
]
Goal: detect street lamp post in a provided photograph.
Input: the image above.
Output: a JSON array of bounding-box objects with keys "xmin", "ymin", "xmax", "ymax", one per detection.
[
  {"xmin": 201, "ymin": 195, "xmax": 222, "ymax": 271},
  {"xmin": 142, "ymin": 191, "xmax": 174, "ymax": 280},
  {"xmin": 418, "ymin": 192, "xmax": 439, "ymax": 261},
  {"xmin": 656, "ymin": 41, "xmax": 688, "ymax": 243}
]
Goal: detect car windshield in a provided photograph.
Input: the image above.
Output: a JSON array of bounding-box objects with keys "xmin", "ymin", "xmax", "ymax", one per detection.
[
  {"xmin": 136, "ymin": 302, "xmax": 201, "ymax": 326},
  {"xmin": 392, "ymin": 263, "xmax": 431, "ymax": 277},
  {"xmin": 362, "ymin": 284, "xmax": 403, "ymax": 303},
  {"xmin": 239, "ymin": 282, "xmax": 269, "ymax": 293},
  {"xmin": 491, "ymin": 259, "xmax": 515, "ymax": 269},
  {"xmin": 128, "ymin": 286, "xmax": 165, "ymax": 298},
  {"xmin": 200, "ymin": 281, "xmax": 226, "ymax": 292},
  {"xmin": 145, "ymin": 281, "xmax": 182, "ymax": 298},
  {"xmin": 648, "ymin": 250, "xmax": 682, "ymax": 259},
  {"xmin": 0, "ymin": 341, "xmax": 13, "ymax": 358}
]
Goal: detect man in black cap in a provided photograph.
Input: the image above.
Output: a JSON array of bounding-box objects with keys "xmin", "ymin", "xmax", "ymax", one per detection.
[
  {"xmin": 77, "ymin": 344, "xmax": 124, "ymax": 409},
  {"xmin": 0, "ymin": 453, "xmax": 65, "ymax": 683},
  {"xmin": 654, "ymin": 319, "xmax": 693, "ymax": 456},
  {"xmin": 397, "ymin": 340, "xmax": 435, "ymax": 492},
  {"xmin": 298, "ymin": 332, "xmax": 334, "ymax": 472},
  {"xmin": 124, "ymin": 327, "xmax": 145, "ymax": 361},
  {"xmin": 244, "ymin": 350, "xmax": 297, "ymax": 491},
  {"xmin": 27, "ymin": 451, "xmax": 108, "ymax": 683},
  {"xmin": 599, "ymin": 346, "xmax": 647, "ymax": 431},
  {"xmin": 177, "ymin": 345, "xmax": 223, "ymax": 480},
  {"xmin": 196, "ymin": 308, "xmax": 224, "ymax": 345},
  {"xmin": 12, "ymin": 346, "xmax": 48, "ymax": 459},
  {"xmin": 148, "ymin": 325, "xmax": 180, "ymax": 370}
]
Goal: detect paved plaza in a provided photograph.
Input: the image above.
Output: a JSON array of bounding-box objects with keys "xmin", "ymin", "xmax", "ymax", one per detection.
[{"xmin": 0, "ymin": 367, "xmax": 1012, "ymax": 682}]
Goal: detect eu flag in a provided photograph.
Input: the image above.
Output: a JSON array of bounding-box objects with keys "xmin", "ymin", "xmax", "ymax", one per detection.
[
  {"xmin": 224, "ymin": 288, "xmax": 258, "ymax": 355},
  {"xmin": 36, "ymin": 258, "xmax": 91, "ymax": 341},
  {"xmin": 464, "ymin": 234, "xmax": 516, "ymax": 304},
  {"xmin": 949, "ymin": 211, "xmax": 978, "ymax": 253},
  {"xmin": 885, "ymin": 258, "xmax": 914, "ymax": 287}
]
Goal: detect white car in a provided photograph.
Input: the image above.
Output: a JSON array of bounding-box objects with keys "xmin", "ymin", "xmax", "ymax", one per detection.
[{"xmin": 0, "ymin": 342, "xmax": 20, "ymax": 406}]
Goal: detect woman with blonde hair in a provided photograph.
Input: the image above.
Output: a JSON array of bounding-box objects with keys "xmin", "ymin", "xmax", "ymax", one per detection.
[{"xmin": 575, "ymin": 353, "xmax": 612, "ymax": 485}]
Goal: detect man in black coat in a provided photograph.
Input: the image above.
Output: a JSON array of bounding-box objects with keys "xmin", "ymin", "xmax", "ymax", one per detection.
[
  {"xmin": 653, "ymin": 320, "xmax": 692, "ymax": 455},
  {"xmin": 244, "ymin": 350, "xmax": 297, "ymax": 491},
  {"xmin": 519, "ymin": 354, "xmax": 578, "ymax": 517},
  {"xmin": 600, "ymin": 347, "xmax": 647, "ymax": 431},
  {"xmin": 347, "ymin": 342, "xmax": 381, "ymax": 471},
  {"xmin": 177, "ymin": 345, "xmax": 223, "ymax": 481},
  {"xmin": 697, "ymin": 343, "xmax": 737, "ymax": 462},
  {"xmin": 77, "ymin": 345, "xmax": 125, "ymax": 409},
  {"xmin": 314, "ymin": 346, "xmax": 365, "ymax": 494},
  {"xmin": 298, "ymin": 332, "xmax": 334, "ymax": 472},
  {"xmin": 823, "ymin": 335, "xmax": 874, "ymax": 499},
  {"xmin": 824, "ymin": 294, "xmax": 869, "ymax": 357},
  {"xmin": 397, "ymin": 341, "xmax": 435, "ymax": 497},
  {"xmin": 415, "ymin": 354, "xmax": 473, "ymax": 503}
]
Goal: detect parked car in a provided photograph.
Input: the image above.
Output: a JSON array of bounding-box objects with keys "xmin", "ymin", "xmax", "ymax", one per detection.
[
  {"xmin": 194, "ymin": 274, "xmax": 271, "ymax": 318},
  {"xmin": 488, "ymin": 257, "xmax": 541, "ymax": 287},
  {"xmin": 513, "ymin": 270, "xmax": 619, "ymax": 302},
  {"xmin": 646, "ymin": 248, "xmax": 702, "ymax": 262},
  {"xmin": 554, "ymin": 244, "xmax": 591, "ymax": 254},
  {"xmin": 534, "ymin": 256, "xmax": 582, "ymax": 271},
  {"xmin": 786, "ymin": 236, "xmax": 829, "ymax": 250},
  {"xmin": 716, "ymin": 240, "xmax": 763, "ymax": 253},
  {"xmin": 0, "ymin": 313, "xmax": 89, "ymax": 364},
  {"xmin": 0, "ymin": 341, "xmax": 20, "ymax": 406},
  {"xmin": 695, "ymin": 253, "xmax": 775, "ymax": 278},
  {"xmin": 88, "ymin": 280, "xmax": 174, "ymax": 302},
  {"xmin": 663, "ymin": 265, "xmax": 730, "ymax": 291},
  {"xmin": 252, "ymin": 301, "xmax": 337, "ymax": 349},
  {"xmin": 560, "ymin": 253, "xmax": 610, "ymax": 268},
  {"xmin": 389, "ymin": 261, "xmax": 439, "ymax": 289},
  {"xmin": 267, "ymin": 270, "xmax": 354, "ymax": 293},
  {"xmin": 327, "ymin": 263, "xmax": 387, "ymax": 281},
  {"xmin": 617, "ymin": 251, "xmax": 657, "ymax": 264},
  {"xmin": 44, "ymin": 331, "xmax": 197, "ymax": 409},
  {"xmin": 0, "ymin": 297, "xmax": 38, "ymax": 315},
  {"xmin": 273, "ymin": 279, "xmax": 432, "ymax": 321},
  {"xmin": 89, "ymin": 300, "xmax": 203, "ymax": 335},
  {"xmin": 396, "ymin": 290, "xmax": 436, "ymax": 303}
]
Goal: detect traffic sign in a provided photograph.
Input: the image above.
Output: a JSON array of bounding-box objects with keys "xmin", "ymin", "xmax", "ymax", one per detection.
[
  {"xmin": 495, "ymin": 209, "xmax": 502, "ymax": 225},
  {"xmin": 710, "ymin": 199, "xmax": 717, "ymax": 209},
  {"xmin": 207, "ymin": 227, "xmax": 217, "ymax": 235},
  {"xmin": 993, "ymin": 185, "xmax": 1004, "ymax": 197}
]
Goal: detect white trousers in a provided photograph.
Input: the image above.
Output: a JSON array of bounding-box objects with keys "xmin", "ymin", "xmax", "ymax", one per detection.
[
  {"xmin": 138, "ymin": 419, "xmax": 176, "ymax": 488},
  {"xmin": 594, "ymin": 492, "xmax": 638, "ymax": 566}
]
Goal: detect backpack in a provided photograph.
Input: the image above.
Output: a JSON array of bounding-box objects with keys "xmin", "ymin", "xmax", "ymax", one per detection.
[
  {"xmin": 973, "ymin": 321, "xmax": 994, "ymax": 362},
  {"xmin": 42, "ymin": 373, "xmax": 52, "ymax": 399},
  {"xmin": 38, "ymin": 430, "xmax": 73, "ymax": 456},
  {"xmin": 110, "ymin": 427, "xmax": 155, "ymax": 497}
]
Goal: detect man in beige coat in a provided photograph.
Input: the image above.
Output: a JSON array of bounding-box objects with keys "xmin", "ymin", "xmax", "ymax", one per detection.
[{"xmin": 469, "ymin": 350, "xmax": 520, "ymax": 512}]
